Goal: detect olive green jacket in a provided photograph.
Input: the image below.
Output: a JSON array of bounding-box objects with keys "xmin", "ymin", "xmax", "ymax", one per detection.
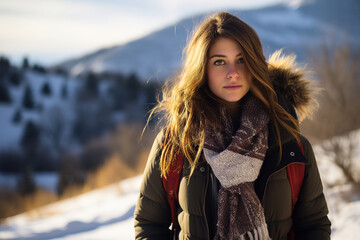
[
  {"xmin": 134, "ymin": 128, "xmax": 331, "ymax": 239},
  {"xmin": 134, "ymin": 55, "xmax": 331, "ymax": 239}
]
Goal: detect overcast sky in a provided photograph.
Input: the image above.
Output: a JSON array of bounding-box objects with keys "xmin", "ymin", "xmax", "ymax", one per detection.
[{"xmin": 0, "ymin": 0, "xmax": 292, "ymax": 66}]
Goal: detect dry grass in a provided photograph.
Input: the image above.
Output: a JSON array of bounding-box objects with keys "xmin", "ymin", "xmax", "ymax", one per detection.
[
  {"xmin": 0, "ymin": 138, "xmax": 154, "ymax": 221},
  {"xmin": 62, "ymin": 154, "xmax": 136, "ymax": 198},
  {"xmin": 0, "ymin": 188, "xmax": 57, "ymax": 222}
]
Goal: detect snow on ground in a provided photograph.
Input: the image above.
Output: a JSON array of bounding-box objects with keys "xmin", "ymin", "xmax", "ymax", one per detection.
[
  {"xmin": 0, "ymin": 176, "xmax": 142, "ymax": 240},
  {"xmin": 330, "ymin": 200, "xmax": 360, "ymax": 240},
  {"xmin": 314, "ymin": 129, "xmax": 360, "ymax": 240},
  {"xmin": 1, "ymin": 131, "xmax": 360, "ymax": 239}
]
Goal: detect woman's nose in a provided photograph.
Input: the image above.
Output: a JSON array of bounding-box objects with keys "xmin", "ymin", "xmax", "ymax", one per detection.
[{"xmin": 226, "ymin": 64, "xmax": 239, "ymax": 79}]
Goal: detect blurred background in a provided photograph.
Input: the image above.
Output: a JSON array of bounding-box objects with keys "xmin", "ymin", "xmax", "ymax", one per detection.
[{"xmin": 0, "ymin": 0, "xmax": 359, "ymax": 239}]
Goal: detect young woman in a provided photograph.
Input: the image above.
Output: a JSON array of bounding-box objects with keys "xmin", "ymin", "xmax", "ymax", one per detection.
[{"xmin": 134, "ymin": 12, "xmax": 331, "ymax": 240}]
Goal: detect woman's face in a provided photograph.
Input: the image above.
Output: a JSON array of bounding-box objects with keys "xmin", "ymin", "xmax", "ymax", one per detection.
[{"xmin": 206, "ymin": 37, "xmax": 252, "ymax": 102}]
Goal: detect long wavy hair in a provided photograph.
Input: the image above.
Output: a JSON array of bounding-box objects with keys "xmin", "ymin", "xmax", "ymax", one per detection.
[{"xmin": 148, "ymin": 12, "xmax": 300, "ymax": 178}]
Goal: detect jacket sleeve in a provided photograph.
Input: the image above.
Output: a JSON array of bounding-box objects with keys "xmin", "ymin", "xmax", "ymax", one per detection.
[
  {"xmin": 134, "ymin": 130, "xmax": 172, "ymax": 239},
  {"xmin": 293, "ymin": 137, "xmax": 331, "ymax": 240}
]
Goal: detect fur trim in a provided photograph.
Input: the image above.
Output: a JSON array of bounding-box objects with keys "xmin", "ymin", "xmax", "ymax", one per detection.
[{"xmin": 268, "ymin": 50, "xmax": 319, "ymax": 121}]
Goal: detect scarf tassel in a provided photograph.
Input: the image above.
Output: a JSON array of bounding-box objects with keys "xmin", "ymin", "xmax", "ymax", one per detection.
[
  {"xmin": 245, "ymin": 223, "xmax": 271, "ymax": 240},
  {"xmin": 237, "ymin": 224, "xmax": 271, "ymax": 240},
  {"xmin": 215, "ymin": 223, "xmax": 271, "ymax": 240}
]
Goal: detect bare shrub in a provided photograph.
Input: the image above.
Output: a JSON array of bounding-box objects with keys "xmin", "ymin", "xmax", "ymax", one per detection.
[
  {"xmin": 80, "ymin": 139, "xmax": 110, "ymax": 172},
  {"xmin": 84, "ymin": 154, "xmax": 136, "ymax": 190},
  {"xmin": 321, "ymin": 131, "xmax": 360, "ymax": 184},
  {"xmin": 57, "ymin": 154, "xmax": 85, "ymax": 195},
  {"xmin": 302, "ymin": 43, "xmax": 360, "ymax": 141},
  {"xmin": 106, "ymin": 122, "xmax": 156, "ymax": 169},
  {"xmin": 59, "ymin": 154, "xmax": 136, "ymax": 198},
  {"xmin": 17, "ymin": 167, "xmax": 36, "ymax": 196},
  {"xmin": 302, "ymin": 41, "xmax": 360, "ymax": 184},
  {"xmin": 57, "ymin": 121, "xmax": 155, "ymax": 199}
]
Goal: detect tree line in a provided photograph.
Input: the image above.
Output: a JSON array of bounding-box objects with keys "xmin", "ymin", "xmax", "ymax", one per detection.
[{"xmin": 0, "ymin": 55, "xmax": 161, "ymax": 196}]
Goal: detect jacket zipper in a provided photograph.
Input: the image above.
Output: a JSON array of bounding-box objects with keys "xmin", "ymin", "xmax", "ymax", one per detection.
[{"xmin": 261, "ymin": 162, "xmax": 305, "ymax": 203}]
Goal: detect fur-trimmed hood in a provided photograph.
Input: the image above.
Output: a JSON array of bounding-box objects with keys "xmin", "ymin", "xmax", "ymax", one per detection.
[{"xmin": 267, "ymin": 50, "xmax": 318, "ymax": 121}]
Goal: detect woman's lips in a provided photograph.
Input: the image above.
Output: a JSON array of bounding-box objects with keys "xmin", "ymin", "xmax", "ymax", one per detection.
[{"xmin": 223, "ymin": 85, "xmax": 242, "ymax": 90}]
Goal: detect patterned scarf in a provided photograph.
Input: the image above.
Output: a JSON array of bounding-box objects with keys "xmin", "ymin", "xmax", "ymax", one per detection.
[{"xmin": 203, "ymin": 94, "xmax": 271, "ymax": 240}]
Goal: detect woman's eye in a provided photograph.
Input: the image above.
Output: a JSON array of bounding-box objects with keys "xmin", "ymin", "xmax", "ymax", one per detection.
[
  {"xmin": 237, "ymin": 58, "xmax": 244, "ymax": 64},
  {"xmin": 214, "ymin": 60, "xmax": 225, "ymax": 66}
]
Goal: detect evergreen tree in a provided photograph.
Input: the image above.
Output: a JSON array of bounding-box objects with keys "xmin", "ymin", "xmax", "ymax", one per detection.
[
  {"xmin": 22, "ymin": 57, "xmax": 29, "ymax": 69},
  {"xmin": 21, "ymin": 120, "xmax": 40, "ymax": 156},
  {"xmin": 12, "ymin": 109, "xmax": 22, "ymax": 123},
  {"xmin": 0, "ymin": 56, "xmax": 11, "ymax": 78},
  {"xmin": 33, "ymin": 64, "xmax": 46, "ymax": 73},
  {"xmin": 41, "ymin": 81, "xmax": 52, "ymax": 96},
  {"xmin": 126, "ymin": 73, "xmax": 141, "ymax": 101},
  {"xmin": 22, "ymin": 84, "xmax": 35, "ymax": 109},
  {"xmin": 17, "ymin": 166, "xmax": 36, "ymax": 196},
  {"xmin": 0, "ymin": 81, "xmax": 11, "ymax": 103},
  {"xmin": 85, "ymin": 72, "xmax": 99, "ymax": 97},
  {"xmin": 9, "ymin": 71, "xmax": 22, "ymax": 86}
]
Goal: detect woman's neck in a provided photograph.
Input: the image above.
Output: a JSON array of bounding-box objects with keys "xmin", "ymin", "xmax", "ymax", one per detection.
[{"xmin": 224, "ymin": 101, "xmax": 241, "ymax": 131}]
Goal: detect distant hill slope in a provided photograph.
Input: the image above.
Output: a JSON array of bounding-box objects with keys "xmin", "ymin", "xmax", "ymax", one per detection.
[{"xmin": 55, "ymin": 0, "xmax": 360, "ymax": 81}]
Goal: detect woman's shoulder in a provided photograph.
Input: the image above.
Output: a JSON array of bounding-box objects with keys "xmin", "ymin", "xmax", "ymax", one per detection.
[
  {"xmin": 154, "ymin": 128, "xmax": 166, "ymax": 147},
  {"xmin": 143, "ymin": 128, "xmax": 167, "ymax": 167},
  {"xmin": 298, "ymin": 135, "xmax": 316, "ymax": 162}
]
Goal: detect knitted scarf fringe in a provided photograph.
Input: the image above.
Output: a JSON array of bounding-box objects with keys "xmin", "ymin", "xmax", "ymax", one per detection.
[{"xmin": 214, "ymin": 223, "xmax": 270, "ymax": 240}]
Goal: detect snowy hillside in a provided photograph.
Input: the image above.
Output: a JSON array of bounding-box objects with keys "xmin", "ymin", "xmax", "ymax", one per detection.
[
  {"xmin": 0, "ymin": 69, "xmax": 79, "ymax": 152},
  {"xmin": 0, "ymin": 176, "xmax": 142, "ymax": 240},
  {"xmin": 1, "ymin": 130, "xmax": 360, "ymax": 240},
  {"xmin": 0, "ymin": 64, "xmax": 153, "ymax": 156},
  {"xmin": 55, "ymin": 0, "xmax": 360, "ymax": 81}
]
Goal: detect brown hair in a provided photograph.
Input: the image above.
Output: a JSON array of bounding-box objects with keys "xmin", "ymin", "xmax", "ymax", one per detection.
[{"xmin": 147, "ymin": 12, "xmax": 300, "ymax": 177}]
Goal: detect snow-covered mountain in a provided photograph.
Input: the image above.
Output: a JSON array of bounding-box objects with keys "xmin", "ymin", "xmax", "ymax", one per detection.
[
  {"xmin": 55, "ymin": 0, "xmax": 360, "ymax": 81},
  {"xmin": 1, "ymin": 129, "xmax": 360, "ymax": 239}
]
